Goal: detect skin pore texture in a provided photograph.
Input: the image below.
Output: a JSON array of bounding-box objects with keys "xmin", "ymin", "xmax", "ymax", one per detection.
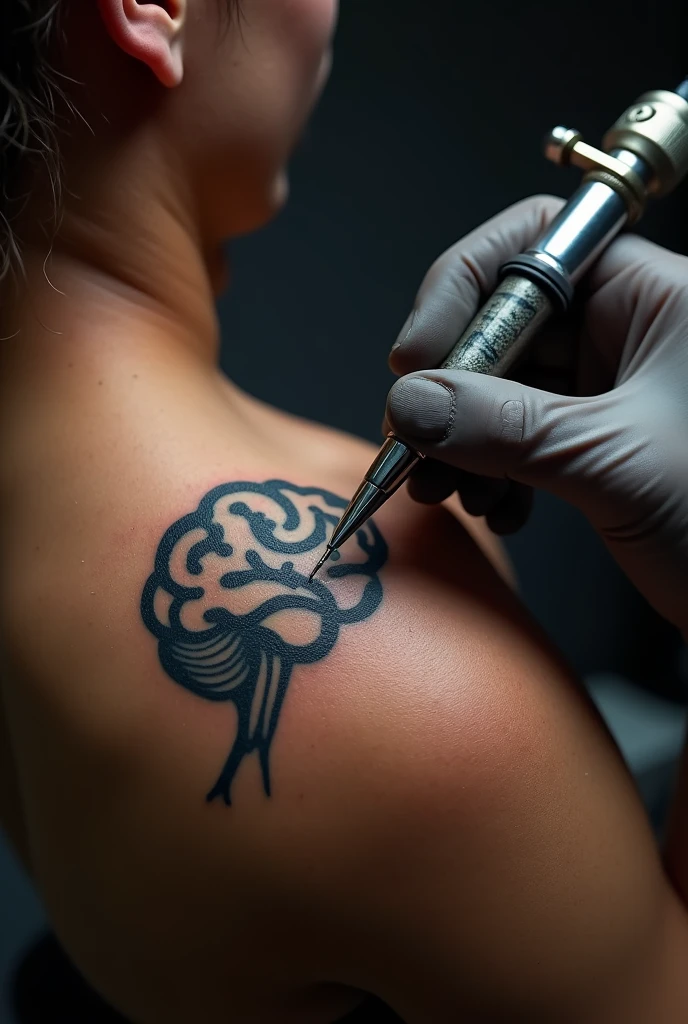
[{"xmin": 1, "ymin": 1, "xmax": 688, "ymax": 1023}]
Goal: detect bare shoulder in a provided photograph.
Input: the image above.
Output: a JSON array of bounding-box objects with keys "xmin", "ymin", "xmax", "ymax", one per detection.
[
  {"xmin": 0, "ymin": 393, "xmax": 517, "ymax": 1020},
  {"xmin": 216, "ymin": 421, "xmax": 688, "ymax": 1024},
  {"xmin": 281, "ymin": 409, "xmax": 514, "ymax": 583},
  {"xmin": 2, "ymin": 395, "xmax": 687, "ymax": 1023}
]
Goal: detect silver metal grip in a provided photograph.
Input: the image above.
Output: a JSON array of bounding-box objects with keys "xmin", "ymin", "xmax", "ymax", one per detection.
[
  {"xmin": 327, "ymin": 436, "xmax": 422, "ymax": 552},
  {"xmin": 365, "ymin": 434, "xmax": 422, "ymax": 493},
  {"xmin": 441, "ymin": 275, "xmax": 554, "ymax": 377}
]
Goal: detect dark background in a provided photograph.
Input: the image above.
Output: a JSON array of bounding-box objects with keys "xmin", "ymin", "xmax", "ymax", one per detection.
[
  {"xmin": 218, "ymin": 0, "xmax": 688, "ymax": 686},
  {"xmin": 3, "ymin": 1, "xmax": 688, "ymax": 1021}
]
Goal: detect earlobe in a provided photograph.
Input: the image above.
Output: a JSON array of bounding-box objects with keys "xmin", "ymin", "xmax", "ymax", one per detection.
[{"xmin": 97, "ymin": 0, "xmax": 186, "ymax": 88}]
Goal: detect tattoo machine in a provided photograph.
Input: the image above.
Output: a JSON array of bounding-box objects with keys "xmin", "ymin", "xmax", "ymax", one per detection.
[{"xmin": 310, "ymin": 77, "xmax": 688, "ymax": 580}]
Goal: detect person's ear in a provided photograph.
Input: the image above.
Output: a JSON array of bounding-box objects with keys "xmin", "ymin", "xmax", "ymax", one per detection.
[{"xmin": 97, "ymin": 0, "xmax": 187, "ymax": 88}]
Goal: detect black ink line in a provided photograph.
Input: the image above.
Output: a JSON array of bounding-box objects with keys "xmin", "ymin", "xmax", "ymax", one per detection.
[{"xmin": 141, "ymin": 480, "xmax": 388, "ymax": 805}]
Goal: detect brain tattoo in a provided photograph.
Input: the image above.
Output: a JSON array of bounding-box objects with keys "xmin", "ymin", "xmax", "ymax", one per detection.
[{"xmin": 141, "ymin": 480, "xmax": 388, "ymax": 805}]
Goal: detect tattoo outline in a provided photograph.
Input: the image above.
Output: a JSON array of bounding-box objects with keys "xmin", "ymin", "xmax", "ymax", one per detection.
[{"xmin": 141, "ymin": 480, "xmax": 387, "ymax": 804}]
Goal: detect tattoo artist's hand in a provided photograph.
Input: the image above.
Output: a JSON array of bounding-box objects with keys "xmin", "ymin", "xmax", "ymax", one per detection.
[{"xmin": 386, "ymin": 195, "xmax": 688, "ymax": 635}]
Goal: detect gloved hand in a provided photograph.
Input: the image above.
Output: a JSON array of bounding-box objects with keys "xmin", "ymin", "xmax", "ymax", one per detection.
[{"xmin": 386, "ymin": 195, "xmax": 688, "ymax": 636}]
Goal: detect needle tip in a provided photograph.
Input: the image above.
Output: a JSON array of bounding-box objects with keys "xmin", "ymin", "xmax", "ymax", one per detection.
[{"xmin": 309, "ymin": 548, "xmax": 332, "ymax": 581}]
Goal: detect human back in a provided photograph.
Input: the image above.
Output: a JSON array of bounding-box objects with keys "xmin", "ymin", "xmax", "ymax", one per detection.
[
  {"xmin": 0, "ymin": 304, "xmax": 525, "ymax": 1019},
  {"xmin": 3, "ymin": 303, "xmax": 688, "ymax": 1023},
  {"xmin": 2, "ymin": 0, "xmax": 688, "ymax": 1021}
]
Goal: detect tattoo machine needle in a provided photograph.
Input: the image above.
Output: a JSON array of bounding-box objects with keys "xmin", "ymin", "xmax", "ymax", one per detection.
[
  {"xmin": 309, "ymin": 78, "xmax": 688, "ymax": 580},
  {"xmin": 309, "ymin": 549, "xmax": 332, "ymax": 582}
]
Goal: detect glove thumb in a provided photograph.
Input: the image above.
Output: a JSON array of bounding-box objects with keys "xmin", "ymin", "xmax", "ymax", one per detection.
[{"xmin": 386, "ymin": 370, "xmax": 607, "ymax": 505}]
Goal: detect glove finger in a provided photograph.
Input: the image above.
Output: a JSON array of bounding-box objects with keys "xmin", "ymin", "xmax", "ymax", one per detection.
[
  {"xmin": 390, "ymin": 194, "xmax": 566, "ymax": 376},
  {"xmin": 485, "ymin": 482, "xmax": 534, "ymax": 535},
  {"xmin": 455, "ymin": 472, "xmax": 510, "ymax": 517},
  {"xmin": 582, "ymin": 234, "xmax": 688, "ymax": 385},
  {"xmin": 386, "ymin": 368, "xmax": 605, "ymax": 502},
  {"xmin": 509, "ymin": 309, "xmax": 580, "ymax": 395},
  {"xmin": 406, "ymin": 459, "xmax": 459, "ymax": 505}
]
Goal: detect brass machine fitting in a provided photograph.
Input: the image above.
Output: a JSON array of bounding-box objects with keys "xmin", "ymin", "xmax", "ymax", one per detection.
[{"xmin": 545, "ymin": 89, "xmax": 688, "ymax": 224}]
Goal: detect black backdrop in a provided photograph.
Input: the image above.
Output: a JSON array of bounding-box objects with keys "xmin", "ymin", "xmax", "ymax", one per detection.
[{"xmin": 218, "ymin": 0, "xmax": 688, "ymax": 685}]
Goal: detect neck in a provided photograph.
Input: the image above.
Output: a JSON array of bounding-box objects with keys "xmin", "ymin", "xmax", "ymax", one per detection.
[{"xmin": 3, "ymin": 128, "xmax": 225, "ymax": 366}]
